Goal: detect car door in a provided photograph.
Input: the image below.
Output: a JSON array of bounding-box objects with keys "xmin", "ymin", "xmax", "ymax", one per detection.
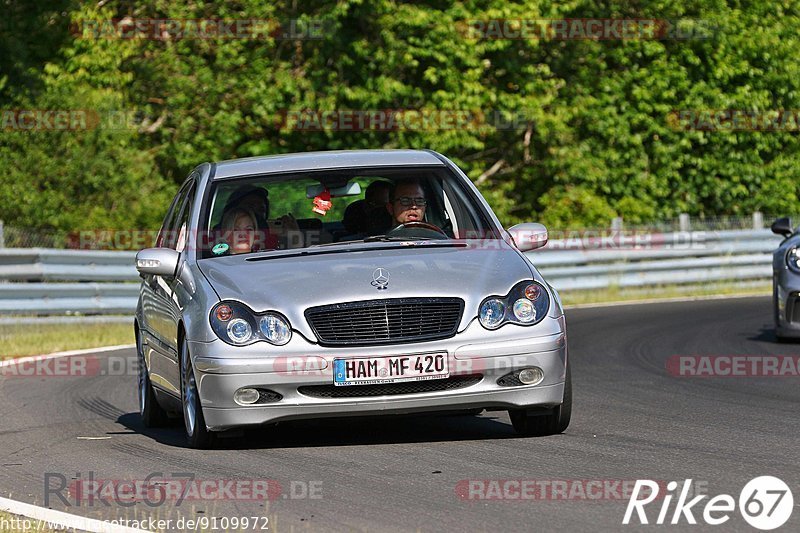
[
  {"xmin": 141, "ymin": 175, "xmax": 196, "ymax": 395},
  {"xmin": 139, "ymin": 181, "xmax": 185, "ymax": 355}
]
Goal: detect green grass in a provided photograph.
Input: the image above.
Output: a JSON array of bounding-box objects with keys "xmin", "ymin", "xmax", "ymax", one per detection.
[
  {"xmin": 0, "ymin": 322, "xmax": 133, "ymax": 359},
  {"xmin": 560, "ymin": 281, "xmax": 771, "ymax": 307}
]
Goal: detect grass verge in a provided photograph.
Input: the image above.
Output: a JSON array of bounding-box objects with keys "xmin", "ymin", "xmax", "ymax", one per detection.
[
  {"xmin": 0, "ymin": 510, "xmax": 58, "ymax": 533},
  {"xmin": 0, "ymin": 322, "xmax": 133, "ymax": 360},
  {"xmin": 560, "ymin": 281, "xmax": 771, "ymax": 307}
]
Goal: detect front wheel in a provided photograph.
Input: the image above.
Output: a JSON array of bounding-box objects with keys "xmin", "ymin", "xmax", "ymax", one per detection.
[
  {"xmin": 774, "ymin": 282, "xmax": 790, "ymax": 342},
  {"xmin": 180, "ymin": 338, "xmax": 215, "ymax": 449},
  {"xmin": 509, "ymin": 360, "xmax": 572, "ymax": 437}
]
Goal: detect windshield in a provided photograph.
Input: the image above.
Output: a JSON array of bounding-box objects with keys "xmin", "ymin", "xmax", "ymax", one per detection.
[{"xmin": 197, "ymin": 166, "xmax": 500, "ymax": 259}]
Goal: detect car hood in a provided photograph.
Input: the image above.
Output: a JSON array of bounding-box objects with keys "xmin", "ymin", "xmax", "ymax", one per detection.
[{"xmin": 197, "ymin": 241, "xmax": 538, "ymax": 338}]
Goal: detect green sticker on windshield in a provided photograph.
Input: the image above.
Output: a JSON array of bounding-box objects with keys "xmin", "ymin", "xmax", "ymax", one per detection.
[{"xmin": 212, "ymin": 243, "xmax": 230, "ymax": 255}]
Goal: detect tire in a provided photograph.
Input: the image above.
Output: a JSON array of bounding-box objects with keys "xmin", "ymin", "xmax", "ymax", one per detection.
[
  {"xmin": 136, "ymin": 328, "xmax": 169, "ymax": 428},
  {"xmin": 509, "ymin": 360, "xmax": 572, "ymax": 437},
  {"xmin": 179, "ymin": 337, "xmax": 215, "ymax": 449},
  {"xmin": 774, "ymin": 283, "xmax": 791, "ymax": 343},
  {"xmin": 773, "ymin": 281, "xmax": 779, "ymax": 323}
]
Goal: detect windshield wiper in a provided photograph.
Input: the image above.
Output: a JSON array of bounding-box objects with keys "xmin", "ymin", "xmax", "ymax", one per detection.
[
  {"xmin": 246, "ymin": 239, "xmax": 466, "ymax": 261},
  {"xmin": 362, "ymin": 235, "xmax": 430, "ymax": 243},
  {"xmin": 307, "ymin": 239, "xmax": 365, "ymax": 248},
  {"xmin": 308, "ymin": 235, "xmax": 430, "ymax": 247}
]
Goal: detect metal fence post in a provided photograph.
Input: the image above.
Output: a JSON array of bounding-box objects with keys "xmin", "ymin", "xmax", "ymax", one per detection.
[
  {"xmin": 0, "ymin": 220, "xmax": 4, "ymax": 248},
  {"xmin": 679, "ymin": 213, "xmax": 690, "ymax": 232},
  {"xmin": 752, "ymin": 212, "xmax": 763, "ymax": 230}
]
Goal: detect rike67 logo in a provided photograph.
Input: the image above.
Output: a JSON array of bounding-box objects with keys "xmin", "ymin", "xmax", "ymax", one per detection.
[{"xmin": 623, "ymin": 477, "xmax": 793, "ymax": 530}]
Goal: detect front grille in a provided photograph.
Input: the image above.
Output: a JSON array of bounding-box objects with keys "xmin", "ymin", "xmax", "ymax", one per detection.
[
  {"xmin": 297, "ymin": 375, "xmax": 482, "ymax": 398},
  {"xmin": 305, "ymin": 298, "xmax": 464, "ymax": 346},
  {"xmin": 497, "ymin": 372, "xmax": 524, "ymax": 387},
  {"xmin": 256, "ymin": 389, "xmax": 283, "ymax": 404}
]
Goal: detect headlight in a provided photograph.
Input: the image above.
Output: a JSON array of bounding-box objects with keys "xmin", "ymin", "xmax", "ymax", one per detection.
[
  {"xmin": 787, "ymin": 248, "xmax": 800, "ymax": 273},
  {"xmin": 512, "ymin": 299, "xmax": 536, "ymax": 322},
  {"xmin": 259, "ymin": 314, "xmax": 291, "ymax": 345},
  {"xmin": 227, "ymin": 318, "xmax": 253, "ymax": 344},
  {"xmin": 210, "ymin": 301, "xmax": 292, "ymax": 346},
  {"xmin": 478, "ymin": 281, "xmax": 550, "ymax": 330},
  {"xmin": 479, "ymin": 299, "xmax": 506, "ymax": 329}
]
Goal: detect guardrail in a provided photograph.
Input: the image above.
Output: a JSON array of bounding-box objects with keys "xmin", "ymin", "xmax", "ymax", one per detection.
[
  {"xmin": 0, "ymin": 229, "xmax": 783, "ymax": 316},
  {"xmin": 0, "ymin": 249, "xmax": 137, "ymax": 282},
  {"xmin": 0, "ymin": 249, "xmax": 139, "ymax": 316},
  {"xmin": 532, "ymin": 229, "xmax": 782, "ymax": 291}
]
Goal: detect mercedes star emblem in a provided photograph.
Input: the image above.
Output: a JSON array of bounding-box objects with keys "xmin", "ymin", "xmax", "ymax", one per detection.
[{"xmin": 371, "ymin": 268, "xmax": 389, "ymax": 290}]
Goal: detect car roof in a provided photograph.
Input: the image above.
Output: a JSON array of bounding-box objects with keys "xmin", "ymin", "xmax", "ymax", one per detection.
[{"xmin": 211, "ymin": 149, "xmax": 445, "ymax": 180}]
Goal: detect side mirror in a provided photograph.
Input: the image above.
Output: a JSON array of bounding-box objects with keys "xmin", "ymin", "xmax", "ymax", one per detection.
[
  {"xmin": 507, "ymin": 223, "xmax": 548, "ymax": 252},
  {"xmin": 136, "ymin": 248, "xmax": 180, "ymax": 278},
  {"xmin": 771, "ymin": 217, "xmax": 793, "ymax": 238}
]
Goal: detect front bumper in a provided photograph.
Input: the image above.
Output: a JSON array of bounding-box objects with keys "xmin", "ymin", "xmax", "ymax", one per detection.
[{"xmin": 190, "ymin": 318, "xmax": 568, "ymax": 431}]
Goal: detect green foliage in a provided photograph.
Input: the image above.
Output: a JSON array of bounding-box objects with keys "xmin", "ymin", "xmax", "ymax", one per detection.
[
  {"xmin": 1, "ymin": 0, "xmax": 799, "ymax": 233},
  {"xmin": 539, "ymin": 186, "xmax": 618, "ymax": 228}
]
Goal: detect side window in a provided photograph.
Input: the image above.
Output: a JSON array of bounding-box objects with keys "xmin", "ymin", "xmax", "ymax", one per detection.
[
  {"xmin": 441, "ymin": 176, "xmax": 487, "ymax": 237},
  {"xmin": 174, "ymin": 182, "xmax": 196, "ymax": 253},
  {"xmin": 441, "ymin": 188, "xmax": 459, "ymax": 236},
  {"xmin": 157, "ymin": 175, "xmax": 196, "ymax": 249},
  {"xmin": 156, "ymin": 186, "xmax": 186, "ymax": 248}
]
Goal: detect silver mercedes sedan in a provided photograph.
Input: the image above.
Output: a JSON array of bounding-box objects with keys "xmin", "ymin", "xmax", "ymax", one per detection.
[
  {"xmin": 135, "ymin": 149, "xmax": 571, "ymax": 448},
  {"xmin": 771, "ymin": 217, "xmax": 800, "ymax": 340}
]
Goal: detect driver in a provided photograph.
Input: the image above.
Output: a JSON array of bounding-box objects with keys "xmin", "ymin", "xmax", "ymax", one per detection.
[{"xmin": 386, "ymin": 179, "xmax": 427, "ymax": 225}]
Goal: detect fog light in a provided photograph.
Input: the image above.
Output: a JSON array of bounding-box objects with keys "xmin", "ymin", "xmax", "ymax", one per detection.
[
  {"xmin": 518, "ymin": 367, "xmax": 544, "ymax": 385},
  {"xmin": 234, "ymin": 388, "xmax": 260, "ymax": 405}
]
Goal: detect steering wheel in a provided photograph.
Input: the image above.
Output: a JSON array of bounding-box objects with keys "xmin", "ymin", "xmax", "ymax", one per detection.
[{"xmin": 386, "ymin": 221, "xmax": 449, "ymax": 239}]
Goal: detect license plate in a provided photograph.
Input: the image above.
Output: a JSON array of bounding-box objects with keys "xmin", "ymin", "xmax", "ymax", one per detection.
[{"xmin": 333, "ymin": 353, "xmax": 449, "ymax": 386}]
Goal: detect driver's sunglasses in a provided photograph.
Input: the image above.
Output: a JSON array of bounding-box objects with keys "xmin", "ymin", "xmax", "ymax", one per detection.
[{"xmin": 393, "ymin": 196, "xmax": 427, "ymax": 207}]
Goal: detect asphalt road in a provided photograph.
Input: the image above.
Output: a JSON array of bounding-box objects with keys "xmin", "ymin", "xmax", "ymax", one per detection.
[{"xmin": 1, "ymin": 296, "xmax": 798, "ymax": 532}]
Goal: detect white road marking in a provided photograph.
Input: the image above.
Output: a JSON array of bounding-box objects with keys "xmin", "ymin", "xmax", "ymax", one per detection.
[
  {"xmin": 1, "ymin": 345, "xmax": 143, "ymax": 530},
  {"xmin": 0, "ymin": 495, "xmax": 150, "ymax": 533},
  {"xmin": 0, "ymin": 344, "xmax": 134, "ymax": 368}
]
